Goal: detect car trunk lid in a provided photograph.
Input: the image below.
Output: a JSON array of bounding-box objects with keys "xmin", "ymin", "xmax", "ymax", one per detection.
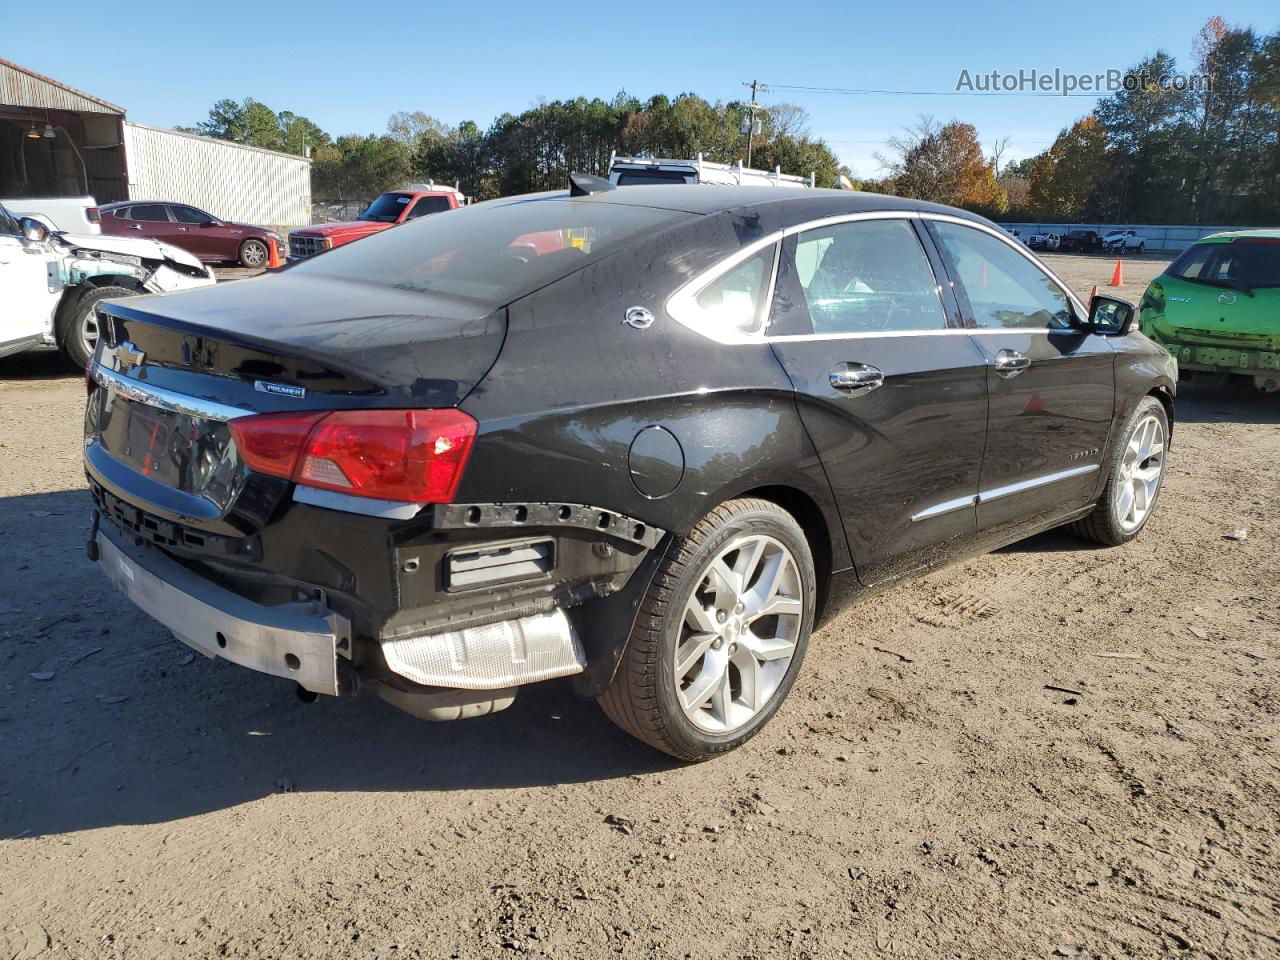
[{"xmin": 85, "ymin": 273, "xmax": 506, "ymax": 531}]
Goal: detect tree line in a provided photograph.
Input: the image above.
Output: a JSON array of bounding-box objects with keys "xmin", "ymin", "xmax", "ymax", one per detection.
[
  {"xmin": 187, "ymin": 15, "xmax": 1277, "ymax": 225},
  {"xmin": 186, "ymin": 93, "xmax": 848, "ymax": 205},
  {"xmin": 867, "ymin": 17, "xmax": 1279, "ymax": 225}
]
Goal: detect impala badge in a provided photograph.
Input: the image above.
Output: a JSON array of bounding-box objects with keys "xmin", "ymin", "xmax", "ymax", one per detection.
[
  {"xmin": 1217, "ymin": 292, "xmax": 1237, "ymax": 305},
  {"xmin": 623, "ymin": 306, "xmax": 655, "ymax": 330},
  {"xmin": 255, "ymin": 380, "xmax": 306, "ymax": 399}
]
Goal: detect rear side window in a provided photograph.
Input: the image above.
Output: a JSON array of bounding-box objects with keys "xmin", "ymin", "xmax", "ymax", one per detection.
[
  {"xmin": 130, "ymin": 204, "xmax": 170, "ymax": 222},
  {"xmin": 293, "ymin": 197, "xmax": 694, "ymax": 307},
  {"xmin": 407, "ymin": 196, "xmax": 452, "ymax": 219},
  {"xmin": 784, "ymin": 219, "xmax": 946, "ymax": 334},
  {"xmin": 933, "ymin": 221, "xmax": 1072, "ymax": 330},
  {"xmin": 693, "ymin": 247, "xmax": 775, "ymax": 333}
]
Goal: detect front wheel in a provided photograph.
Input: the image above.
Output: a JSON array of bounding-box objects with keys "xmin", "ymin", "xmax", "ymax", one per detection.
[
  {"xmin": 239, "ymin": 238, "xmax": 269, "ymax": 268},
  {"xmin": 1071, "ymin": 396, "xmax": 1169, "ymax": 546},
  {"xmin": 598, "ymin": 498, "xmax": 816, "ymax": 761},
  {"xmin": 59, "ymin": 285, "xmax": 137, "ymax": 369}
]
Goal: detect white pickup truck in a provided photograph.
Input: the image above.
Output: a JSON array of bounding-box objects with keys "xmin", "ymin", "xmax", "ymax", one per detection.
[
  {"xmin": 1, "ymin": 201, "xmax": 215, "ymax": 367},
  {"xmin": 0, "ymin": 195, "xmax": 101, "ymax": 235}
]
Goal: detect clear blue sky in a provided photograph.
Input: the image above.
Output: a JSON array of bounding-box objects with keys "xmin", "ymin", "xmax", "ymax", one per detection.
[{"xmin": 6, "ymin": 0, "xmax": 1277, "ymax": 176}]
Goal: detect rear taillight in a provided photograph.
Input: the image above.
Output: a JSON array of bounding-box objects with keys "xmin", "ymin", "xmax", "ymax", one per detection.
[
  {"xmin": 86, "ymin": 206, "xmax": 100, "ymax": 224},
  {"xmin": 229, "ymin": 409, "xmax": 477, "ymax": 504}
]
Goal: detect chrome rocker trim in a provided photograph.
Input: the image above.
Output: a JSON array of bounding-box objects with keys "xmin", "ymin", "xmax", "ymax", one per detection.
[{"xmin": 910, "ymin": 464, "xmax": 1100, "ymax": 522}]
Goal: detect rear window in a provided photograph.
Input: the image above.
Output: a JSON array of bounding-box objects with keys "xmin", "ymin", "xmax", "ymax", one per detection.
[
  {"xmin": 1170, "ymin": 241, "xmax": 1280, "ymax": 289},
  {"xmin": 615, "ymin": 171, "xmax": 697, "ymax": 186},
  {"xmin": 291, "ymin": 197, "xmax": 694, "ymax": 306}
]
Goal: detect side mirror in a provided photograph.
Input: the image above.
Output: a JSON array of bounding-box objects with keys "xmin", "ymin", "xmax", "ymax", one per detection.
[
  {"xmin": 1088, "ymin": 294, "xmax": 1137, "ymax": 336},
  {"xmin": 19, "ymin": 217, "xmax": 49, "ymax": 244}
]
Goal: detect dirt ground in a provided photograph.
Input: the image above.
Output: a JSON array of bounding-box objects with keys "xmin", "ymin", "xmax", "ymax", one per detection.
[{"xmin": 1, "ymin": 253, "xmax": 1277, "ymax": 960}]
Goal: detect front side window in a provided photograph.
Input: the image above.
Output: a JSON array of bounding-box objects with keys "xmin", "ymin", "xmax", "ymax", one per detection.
[
  {"xmin": 933, "ymin": 221, "xmax": 1073, "ymax": 330},
  {"xmin": 786, "ymin": 218, "xmax": 946, "ymax": 334},
  {"xmin": 171, "ymin": 205, "xmax": 211, "ymax": 224},
  {"xmin": 130, "ymin": 204, "xmax": 170, "ymax": 223}
]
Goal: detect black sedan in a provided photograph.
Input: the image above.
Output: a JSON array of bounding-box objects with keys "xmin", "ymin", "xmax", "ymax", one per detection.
[{"xmin": 83, "ymin": 183, "xmax": 1177, "ymax": 760}]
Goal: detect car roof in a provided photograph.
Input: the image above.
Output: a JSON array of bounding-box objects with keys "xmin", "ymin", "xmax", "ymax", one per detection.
[
  {"xmin": 1201, "ymin": 228, "xmax": 1280, "ymax": 243},
  {"xmin": 493, "ymin": 184, "xmax": 995, "ymax": 230}
]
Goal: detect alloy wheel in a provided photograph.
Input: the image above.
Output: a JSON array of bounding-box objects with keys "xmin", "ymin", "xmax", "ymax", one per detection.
[
  {"xmin": 242, "ymin": 240, "xmax": 267, "ymax": 267},
  {"xmin": 674, "ymin": 534, "xmax": 803, "ymax": 734},
  {"xmin": 1115, "ymin": 414, "xmax": 1165, "ymax": 532},
  {"xmin": 80, "ymin": 309, "xmax": 99, "ymax": 357}
]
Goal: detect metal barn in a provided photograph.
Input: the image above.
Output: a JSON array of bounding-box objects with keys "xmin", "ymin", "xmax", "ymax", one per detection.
[{"xmin": 1, "ymin": 58, "xmax": 311, "ymax": 226}]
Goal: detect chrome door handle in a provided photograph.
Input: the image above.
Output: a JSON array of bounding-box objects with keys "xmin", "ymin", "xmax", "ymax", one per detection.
[
  {"xmin": 829, "ymin": 362, "xmax": 884, "ymax": 394},
  {"xmin": 128, "ymin": 224, "xmax": 142, "ymax": 230},
  {"xmin": 993, "ymin": 349, "xmax": 1031, "ymax": 378}
]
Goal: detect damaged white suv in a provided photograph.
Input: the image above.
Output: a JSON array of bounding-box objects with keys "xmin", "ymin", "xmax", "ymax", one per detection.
[{"xmin": 0, "ymin": 200, "xmax": 214, "ymax": 367}]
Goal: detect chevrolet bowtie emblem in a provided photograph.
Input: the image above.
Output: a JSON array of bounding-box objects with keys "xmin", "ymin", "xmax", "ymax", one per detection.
[{"xmin": 115, "ymin": 341, "xmax": 146, "ymax": 373}]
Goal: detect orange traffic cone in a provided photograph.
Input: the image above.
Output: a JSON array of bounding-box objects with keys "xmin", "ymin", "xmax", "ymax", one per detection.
[
  {"xmin": 266, "ymin": 239, "xmax": 282, "ymax": 269},
  {"xmin": 1109, "ymin": 259, "xmax": 1124, "ymax": 287}
]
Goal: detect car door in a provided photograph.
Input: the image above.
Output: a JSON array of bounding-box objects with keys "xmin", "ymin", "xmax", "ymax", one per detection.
[
  {"xmin": 766, "ymin": 215, "xmax": 990, "ymax": 585},
  {"xmin": 0, "ymin": 205, "xmax": 58, "ymax": 358},
  {"xmin": 169, "ymin": 204, "xmax": 227, "ymax": 260},
  {"xmin": 126, "ymin": 203, "xmax": 180, "ymax": 245},
  {"xmin": 925, "ymin": 218, "xmax": 1116, "ymax": 536}
]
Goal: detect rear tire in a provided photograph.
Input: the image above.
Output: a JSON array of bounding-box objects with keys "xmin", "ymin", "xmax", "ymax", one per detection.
[
  {"xmin": 59, "ymin": 285, "xmax": 136, "ymax": 369},
  {"xmin": 239, "ymin": 238, "xmax": 268, "ymax": 268},
  {"xmin": 598, "ymin": 498, "xmax": 816, "ymax": 761},
  {"xmin": 1070, "ymin": 396, "xmax": 1168, "ymax": 546}
]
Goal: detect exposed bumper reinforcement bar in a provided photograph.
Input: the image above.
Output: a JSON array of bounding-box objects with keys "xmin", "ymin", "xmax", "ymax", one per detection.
[{"xmin": 96, "ymin": 526, "xmax": 350, "ymax": 696}]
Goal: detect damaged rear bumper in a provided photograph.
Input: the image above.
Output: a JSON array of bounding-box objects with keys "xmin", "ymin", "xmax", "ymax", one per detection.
[
  {"xmin": 97, "ymin": 524, "xmax": 350, "ymax": 695},
  {"xmin": 95, "ymin": 521, "xmax": 589, "ymax": 712}
]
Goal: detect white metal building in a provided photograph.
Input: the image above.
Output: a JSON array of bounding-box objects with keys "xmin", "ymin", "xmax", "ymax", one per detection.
[{"xmin": 1, "ymin": 58, "xmax": 311, "ymax": 226}]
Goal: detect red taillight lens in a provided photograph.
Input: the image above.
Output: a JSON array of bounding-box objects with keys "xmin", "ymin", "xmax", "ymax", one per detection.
[
  {"xmin": 229, "ymin": 412, "xmax": 328, "ymax": 479},
  {"xmin": 229, "ymin": 409, "xmax": 476, "ymax": 504},
  {"xmin": 86, "ymin": 206, "xmax": 100, "ymax": 224}
]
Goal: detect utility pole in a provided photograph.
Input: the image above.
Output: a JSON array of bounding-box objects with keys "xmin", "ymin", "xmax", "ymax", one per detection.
[{"xmin": 742, "ymin": 80, "xmax": 765, "ymax": 167}]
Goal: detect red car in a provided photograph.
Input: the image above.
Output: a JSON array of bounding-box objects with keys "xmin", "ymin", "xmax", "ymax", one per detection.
[
  {"xmin": 99, "ymin": 201, "xmax": 284, "ymax": 268},
  {"xmin": 288, "ymin": 188, "xmax": 462, "ymax": 260}
]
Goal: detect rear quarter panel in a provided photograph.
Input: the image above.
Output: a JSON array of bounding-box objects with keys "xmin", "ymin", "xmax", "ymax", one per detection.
[{"xmin": 456, "ymin": 212, "xmax": 851, "ymax": 572}]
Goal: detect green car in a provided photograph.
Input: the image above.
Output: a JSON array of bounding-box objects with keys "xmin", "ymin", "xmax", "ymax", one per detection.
[{"xmin": 1139, "ymin": 229, "xmax": 1280, "ymax": 392}]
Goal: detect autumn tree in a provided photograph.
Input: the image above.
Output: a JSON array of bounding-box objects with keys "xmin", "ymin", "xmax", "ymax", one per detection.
[{"xmin": 1027, "ymin": 116, "xmax": 1109, "ymax": 219}]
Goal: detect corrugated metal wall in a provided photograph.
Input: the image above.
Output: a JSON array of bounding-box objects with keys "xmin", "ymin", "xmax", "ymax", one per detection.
[
  {"xmin": 0, "ymin": 59, "xmax": 124, "ymax": 114},
  {"xmin": 123, "ymin": 123, "xmax": 311, "ymax": 226}
]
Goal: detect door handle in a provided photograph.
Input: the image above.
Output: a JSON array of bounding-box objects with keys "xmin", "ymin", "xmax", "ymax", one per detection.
[
  {"xmin": 829, "ymin": 362, "xmax": 884, "ymax": 394},
  {"xmin": 128, "ymin": 224, "xmax": 142, "ymax": 230},
  {"xmin": 993, "ymin": 349, "xmax": 1031, "ymax": 378}
]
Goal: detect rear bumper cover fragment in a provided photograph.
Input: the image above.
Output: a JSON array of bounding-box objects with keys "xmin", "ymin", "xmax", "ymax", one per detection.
[{"xmin": 97, "ymin": 525, "xmax": 349, "ymax": 695}]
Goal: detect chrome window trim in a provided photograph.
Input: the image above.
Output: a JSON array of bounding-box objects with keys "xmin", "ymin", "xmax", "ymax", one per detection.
[
  {"xmin": 665, "ymin": 209, "xmax": 1087, "ymax": 346},
  {"xmin": 909, "ymin": 463, "xmax": 1101, "ymax": 522},
  {"xmin": 92, "ymin": 363, "xmax": 252, "ymax": 422},
  {"xmin": 292, "ymin": 485, "xmax": 422, "ymax": 520}
]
